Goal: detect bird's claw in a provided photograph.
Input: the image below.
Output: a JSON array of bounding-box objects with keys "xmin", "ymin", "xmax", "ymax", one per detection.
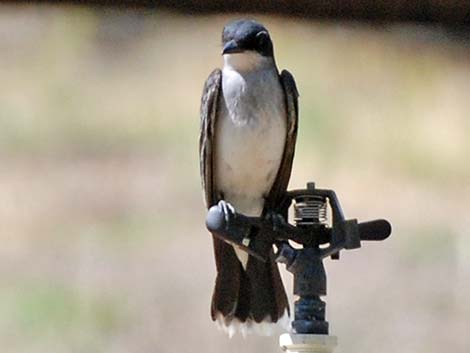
[
  {"xmin": 217, "ymin": 200, "xmax": 235, "ymax": 224},
  {"xmin": 266, "ymin": 210, "xmax": 287, "ymax": 232}
]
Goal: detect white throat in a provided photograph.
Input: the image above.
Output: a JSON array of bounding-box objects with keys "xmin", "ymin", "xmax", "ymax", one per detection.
[{"xmin": 223, "ymin": 51, "xmax": 274, "ymax": 72}]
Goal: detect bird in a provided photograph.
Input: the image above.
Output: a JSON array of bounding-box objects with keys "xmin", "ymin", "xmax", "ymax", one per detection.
[{"xmin": 199, "ymin": 19, "xmax": 299, "ymax": 336}]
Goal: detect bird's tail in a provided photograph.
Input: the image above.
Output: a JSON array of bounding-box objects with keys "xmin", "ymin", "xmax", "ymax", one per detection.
[{"xmin": 211, "ymin": 237, "xmax": 289, "ymax": 337}]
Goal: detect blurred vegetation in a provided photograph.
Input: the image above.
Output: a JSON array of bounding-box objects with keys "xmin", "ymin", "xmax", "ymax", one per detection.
[{"xmin": 0, "ymin": 5, "xmax": 468, "ymax": 353}]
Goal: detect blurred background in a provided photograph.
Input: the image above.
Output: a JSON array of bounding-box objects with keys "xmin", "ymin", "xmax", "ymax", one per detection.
[{"xmin": 0, "ymin": 4, "xmax": 469, "ymax": 353}]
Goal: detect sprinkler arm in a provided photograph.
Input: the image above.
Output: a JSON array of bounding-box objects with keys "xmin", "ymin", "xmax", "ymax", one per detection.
[{"xmin": 205, "ymin": 187, "xmax": 391, "ymax": 262}]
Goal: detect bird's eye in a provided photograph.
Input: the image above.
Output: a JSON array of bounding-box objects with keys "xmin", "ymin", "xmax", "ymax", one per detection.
[{"xmin": 256, "ymin": 31, "xmax": 269, "ymax": 46}]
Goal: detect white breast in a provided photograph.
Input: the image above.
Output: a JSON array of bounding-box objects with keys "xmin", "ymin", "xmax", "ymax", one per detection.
[{"xmin": 214, "ymin": 61, "xmax": 286, "ymax": 218}]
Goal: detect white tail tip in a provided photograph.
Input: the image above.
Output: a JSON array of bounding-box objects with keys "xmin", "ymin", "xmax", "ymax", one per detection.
[{"xmin": 214, "ymin": 310, "xmax": 290, "ymax": 338}]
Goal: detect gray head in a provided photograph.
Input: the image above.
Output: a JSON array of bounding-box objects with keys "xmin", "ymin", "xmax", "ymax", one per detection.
[{"xmin": 222, "ymin": 19, "xmax": 274, "ymax": 58}]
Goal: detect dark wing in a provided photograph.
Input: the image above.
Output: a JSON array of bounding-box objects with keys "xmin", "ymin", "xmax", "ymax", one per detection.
[
  {"xmin": 200, "ymin": 69, "xmax": 245, "ymax": 320},
  {"xmin": 199, "ymin": 69, "xmax": 222, "ymax": 208},
  {"xmin": 265, "ymin": 69, "xmax": 299, "ymax": 213}
]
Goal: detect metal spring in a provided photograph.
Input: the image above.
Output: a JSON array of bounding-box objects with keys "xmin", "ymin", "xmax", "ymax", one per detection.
[{"xmin": 293, "ymin": 195, "xmax": 328, "ymax": 226}]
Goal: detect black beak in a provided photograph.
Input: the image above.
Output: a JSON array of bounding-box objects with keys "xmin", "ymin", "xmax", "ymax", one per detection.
[{"xmin": 222, "ymin": 40, "xmax": 243, "ymax": 55}]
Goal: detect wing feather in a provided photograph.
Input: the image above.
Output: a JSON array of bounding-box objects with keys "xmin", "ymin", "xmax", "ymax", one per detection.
[
  {"xmin": 265, "ymin": 69, "xmax": 299, "ymax": 213},
  {"xmin": 200, "ymin": 69, "xmax": 245, "ymax": 320},
  {"xmin": 199, "ymin": 69, "xmax": 222, "ymax": 208}
]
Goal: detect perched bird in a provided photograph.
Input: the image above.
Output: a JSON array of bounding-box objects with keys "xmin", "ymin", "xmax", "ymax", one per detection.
[{"xmin": 199, "ymin": 19, "xmax": 299, "ymax": 336}]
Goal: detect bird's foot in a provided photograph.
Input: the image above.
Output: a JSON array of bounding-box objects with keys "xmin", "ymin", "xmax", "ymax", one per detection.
[
  {"xmin": 265, "ymin": 210, "xmax": 287, "ymax": 232},
  {"xmin": 217, "ymin": 200, "xmax": 235, "ymax": 224}
]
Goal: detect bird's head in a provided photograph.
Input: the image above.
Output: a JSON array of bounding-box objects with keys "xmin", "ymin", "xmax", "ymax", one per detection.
[{"xmin": 221, "ymin": 19, "xmax": 275, "ymax": 71}]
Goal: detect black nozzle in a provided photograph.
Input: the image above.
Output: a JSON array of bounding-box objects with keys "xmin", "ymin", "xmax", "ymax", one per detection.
[
  {"xmin": 206, "ymin": 205, "xmax": 226, "ymax": 233},
  {"xmin": 358, "ymin": 219, "xmax": 392, "ymax": 241}
]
